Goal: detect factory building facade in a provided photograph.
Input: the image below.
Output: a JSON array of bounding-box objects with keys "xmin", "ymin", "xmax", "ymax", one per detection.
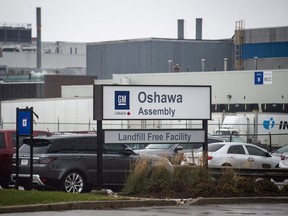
[{"xmin": 87, "ymin": 20, "xmax": 288, "ymax": 79}]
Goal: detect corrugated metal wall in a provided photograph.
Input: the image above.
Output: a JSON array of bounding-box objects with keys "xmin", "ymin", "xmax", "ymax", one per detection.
[
  {"xmin": 244, "ymin": 27, "xmax": 288, "ymax": 43},
  {"xmin": 87, "ymin": 39, "xmax": 234, "ymax": 79},
  {"xmin": 243, "ymin": 57, "xmax": 288, "ymax": 70},
  {"xmin": 242, "ymin": 27, "xmax": 288, "ymax": 70}
]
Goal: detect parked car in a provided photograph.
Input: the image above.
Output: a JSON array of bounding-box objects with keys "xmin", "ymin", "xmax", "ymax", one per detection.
[
  {"xmin": 0, "ymin": 129, "xmax": 51, "ymax": 188},
  {"xmin": 134, "ymin": 135, "xmax": 245, "ymax": 164},
  {"xmin": 11, "ymin": 133, "xmax": 173, "ymax": 193},
  {"xmin": 181, "ymin": 142, "xmax": 281, "ymax": 169},
  {"xmin": 272, "ymin": 145, "xmax": 288, "ymax": 160},
  {"xmin": 279, "ymin": 159, "xmax": 288, "ymax": 168},
  {"xmin": 208, "ymin": 135, "xmax": 246, "ymax": 143}
]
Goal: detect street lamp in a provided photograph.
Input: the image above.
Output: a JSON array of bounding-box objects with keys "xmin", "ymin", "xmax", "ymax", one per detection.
[{"xmin": 168, "ymin": 60, "xmax": 172, "ymax": 73}]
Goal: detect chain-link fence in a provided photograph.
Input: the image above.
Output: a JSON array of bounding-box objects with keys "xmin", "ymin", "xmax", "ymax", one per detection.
[
  {"xmin": 1, "ymin": 119, "xmax": 287, "ymax": 151},
  {"xmin": 236, "ymin": 133, "xmax": 288, "ymax": 152}
]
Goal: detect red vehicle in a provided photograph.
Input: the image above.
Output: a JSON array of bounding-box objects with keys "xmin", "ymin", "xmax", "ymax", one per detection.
[{"xmin": 0, "ymin": 129, "xmax": 51, "ymax": 188}]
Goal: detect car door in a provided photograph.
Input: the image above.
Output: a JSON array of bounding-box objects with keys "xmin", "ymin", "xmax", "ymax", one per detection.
[
  {"xmin": 72, "ymin": 137, "xmax": 98, "ymax": 183},
  {"xmin": 226, "ymin": 145, "xmax": 247, "ymax": 167},
  {"xmin": 245, "ymin": 145, "xmax": 274, "ymax": 168},
  {"xmin": 102, "ymin": 144, "xmax": 138, "ymax": 185}
]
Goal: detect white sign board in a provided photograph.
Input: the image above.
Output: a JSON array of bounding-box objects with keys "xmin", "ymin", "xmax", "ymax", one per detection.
[
  {"xmin": 102, "ymin": 85, "xmax": 211, "ymax": 120},
  {"xmin": 105, "ymin": 130, "xmax": 205, "ymax": 144}
]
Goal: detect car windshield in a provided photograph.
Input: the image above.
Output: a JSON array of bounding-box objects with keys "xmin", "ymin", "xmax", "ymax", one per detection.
[
  {"xmin": 209, "ymin": 136, "xmax": 245, "ymax": 143},
  {"xmin": 20, "ymin": 139, "xmax": 51, "ymax": 154},
  {"xmin": 274, "ymin": 145, "xmax": 288, "ymax": 153},
  {"xmin": 208, "ymin": 144, "xmax": 225, "ymax": 152},
  {"xmin": 231, "ymin": 137, "xmax": 245, "ymax": 142},
  {"xmin": 145, "ymin": 144, "xmax": 175, "ymax": 149}
]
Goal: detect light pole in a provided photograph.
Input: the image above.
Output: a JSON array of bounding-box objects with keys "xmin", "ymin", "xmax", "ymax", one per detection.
[
  {"xmin": 254, "ymin": 57, "xmax": 258, "ymax": 70},
  {"xmin": 168, "ymin": 60, "xmax": 172, "ymax": 73}
]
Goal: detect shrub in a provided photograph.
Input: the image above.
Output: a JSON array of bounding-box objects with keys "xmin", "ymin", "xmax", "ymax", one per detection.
[
  {"xmin": 281, "ymin": 184, "xmax": 288, "ymax": 193},
  {"xmin": 123, "ymin": 163, "xmax": 286, "ymax": 198},
  {"xmin": 122, "ymin": 158, "xmax": 151, "ymax": 195},
  {"xmin": 145, "ymin": 165, "xmax": 173, "ymax": 194},
  {"xmin": 190, "ymin": 178, "xmax": 216, "ymax": 197},
  {"xmin": 254, "ymin": 178, "xmax": 280, "ymax": 195},
  {"xmin": 235, "ymin": 177, "xmax": 257, "ymax": 195}
]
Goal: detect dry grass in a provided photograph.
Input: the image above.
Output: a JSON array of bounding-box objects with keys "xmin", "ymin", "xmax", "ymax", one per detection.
[{"xmin": 122, "ymin": 160, "xmax": 288, "ymax": 198}]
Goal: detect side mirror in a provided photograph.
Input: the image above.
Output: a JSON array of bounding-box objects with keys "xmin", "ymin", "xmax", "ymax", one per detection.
[
  {"xmin": 124, "ymin": 147, "xmax": 133, "ymax": 156},
  {"xmin": 265, "ymin": 152, "xmax": 272, "ymax": 157},
  {"xmin": 175, "ymin": 145, "xmax": 183, "ymax": 152}
]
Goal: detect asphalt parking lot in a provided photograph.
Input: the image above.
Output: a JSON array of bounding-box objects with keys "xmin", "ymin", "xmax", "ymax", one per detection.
[{"xmin": 2, "ymin": 203, "xmax": 288, "ymax": 216}]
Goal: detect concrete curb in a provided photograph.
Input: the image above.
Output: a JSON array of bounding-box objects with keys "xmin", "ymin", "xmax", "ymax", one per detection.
[
  {"xmin": 1, "ymin": 197, "xmax": 288, "ymax": 214},
  {"xmin": 183, "ymin": 196, "xmax": 288, "ymax": 205},
  {"xmin": 0, "ymin": 199, "xmax": 177, "ymax": 214}
]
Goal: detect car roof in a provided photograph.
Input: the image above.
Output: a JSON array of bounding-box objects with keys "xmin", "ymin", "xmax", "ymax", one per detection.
[
  {"xmin": 209, "ymin": 142, "xmax": 250, "ymax": 146},
  {"xmin": 208, "ymin": 135, "xmax": 244, "ymax": 140},
  {"xmin": 31, "ymin": 133, "xmax": 97, "ymax": 141}
]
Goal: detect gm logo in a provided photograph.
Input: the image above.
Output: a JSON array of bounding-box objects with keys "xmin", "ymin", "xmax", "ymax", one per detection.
[
  {"xmin": 115, "ymin": 91, "xmax": 130, "ymax": 110},
  {"xmin": 254, "ymin": 71, "xmax": 272, "ymax": 85},
  {"xmin": 254, "ymin": 72, "xmax": 264, "ymax": 85}
]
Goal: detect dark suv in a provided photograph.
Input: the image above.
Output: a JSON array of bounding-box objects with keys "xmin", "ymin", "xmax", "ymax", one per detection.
[{"xmin": 12, "ymin": 134, "xmax": 172, "ymax": 193}]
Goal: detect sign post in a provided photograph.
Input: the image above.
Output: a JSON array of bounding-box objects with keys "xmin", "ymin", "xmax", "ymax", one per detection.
[
  {"xmin": 93, "ymin": 85, "xmax": 212, "ymax": 182},
  {"xmin": 16, "ymin": 108, "xmax": 34, "ymax": 190}
]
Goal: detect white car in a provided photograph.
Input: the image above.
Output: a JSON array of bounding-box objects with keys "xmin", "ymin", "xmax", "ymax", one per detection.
[
  {"xmin": 273, "ymin": 145, "xmax": 288, "ymax": 160},
  {"xmin": 279, "ymin": 159, "xmax": 288, "ymax": 168},
  {"xmin": 181, "ymin": 142, "xmax": 281, "ymax": 169}
]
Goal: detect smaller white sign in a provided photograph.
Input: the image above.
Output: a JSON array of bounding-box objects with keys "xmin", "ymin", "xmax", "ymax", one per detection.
[
  {"xmin": 105, "ymin": 130, "xmax": 205, "ymax": 144},
  {"xmin": 263, "ymin": 71, "xmax": 272, "ymax": 85}
]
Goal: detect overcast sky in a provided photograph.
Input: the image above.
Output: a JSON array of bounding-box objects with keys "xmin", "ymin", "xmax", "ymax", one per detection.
[{"xmin": 1, "ymin": 0, "xmax": 288, "ymax": 43}]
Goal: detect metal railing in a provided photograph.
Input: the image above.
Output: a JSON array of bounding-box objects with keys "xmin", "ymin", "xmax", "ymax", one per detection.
[{"xmin": 176, "ymin": 165, "xmax": 288, "ymax": 181}]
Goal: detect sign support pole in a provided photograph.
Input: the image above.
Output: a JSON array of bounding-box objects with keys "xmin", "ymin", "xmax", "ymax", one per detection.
[
  {"xmin": 15, "ymin": 108, "xmax": 20, "ymax": 190},
  {"xmin": 29, "ymin": 108, "xmax": 34, "ymax": 190},
  {"xmin": 202, "ymin": 120, "xmax": 208, "ymax": 168},
  {"xmin": 96, "ymin": 120, "xmax": 103, "ymax": 188}
]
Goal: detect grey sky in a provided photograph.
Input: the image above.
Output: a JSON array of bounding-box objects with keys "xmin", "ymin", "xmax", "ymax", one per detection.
[{"xmin": 1, "ymin": 0, "xmax": 288, "ymax": 43}]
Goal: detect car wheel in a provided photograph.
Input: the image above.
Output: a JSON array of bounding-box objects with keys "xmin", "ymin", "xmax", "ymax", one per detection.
[
  {"xmin": 61, "ymin": 171, "xmax": 89, "ymax": 193},
  {"xmin": 272, "ymin": 177, "xmax": 286, "ymax": 182},
  {"xmin": 23, "ymin": 185, "xmax": 32, "ymax": 190},
  {"xmin": 0, "ymin": 182, "xmax": 10, "ymax": 189},
  {"xmin": 222, "ymin": 163, "xmax": 232, "ymax": 167}
]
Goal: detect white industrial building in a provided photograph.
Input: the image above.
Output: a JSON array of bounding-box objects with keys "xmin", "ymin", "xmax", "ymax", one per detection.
[{"xmin": 2, "ymin": 69, "xmax": 288, "ymax": 125}]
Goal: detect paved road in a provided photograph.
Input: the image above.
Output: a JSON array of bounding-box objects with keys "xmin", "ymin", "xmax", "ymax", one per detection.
[{"xmin": 3, "ymin": 203, "xmax": 288, "ymax": 216}]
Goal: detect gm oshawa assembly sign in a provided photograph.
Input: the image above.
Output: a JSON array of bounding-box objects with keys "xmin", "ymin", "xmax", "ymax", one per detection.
[{"xmin": 94, "ymin": 85, "xmax": 211, "ymax": 120}]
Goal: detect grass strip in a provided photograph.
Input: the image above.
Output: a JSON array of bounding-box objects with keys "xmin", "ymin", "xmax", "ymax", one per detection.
[{"xmin": 0, "ymin": 189, "xmax": 118, "ymax": 207}]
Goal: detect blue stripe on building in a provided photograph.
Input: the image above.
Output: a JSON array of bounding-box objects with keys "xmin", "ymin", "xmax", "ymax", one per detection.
[{"xmin": 242, "ymin": 42, "xmax": 288, "ymax": 59}]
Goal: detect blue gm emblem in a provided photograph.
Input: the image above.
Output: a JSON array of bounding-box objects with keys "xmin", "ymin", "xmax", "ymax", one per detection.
[
  {"xmin": 115, "ymin": 91, "xmax": 130, "ymax": 110},
  {"xmin": 254, "ymin": 71, "xmax": 264, "ymax": 85},
  {"xmin": 263, "ymin": 117, "xmax": 275, "ymax": 130}
]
